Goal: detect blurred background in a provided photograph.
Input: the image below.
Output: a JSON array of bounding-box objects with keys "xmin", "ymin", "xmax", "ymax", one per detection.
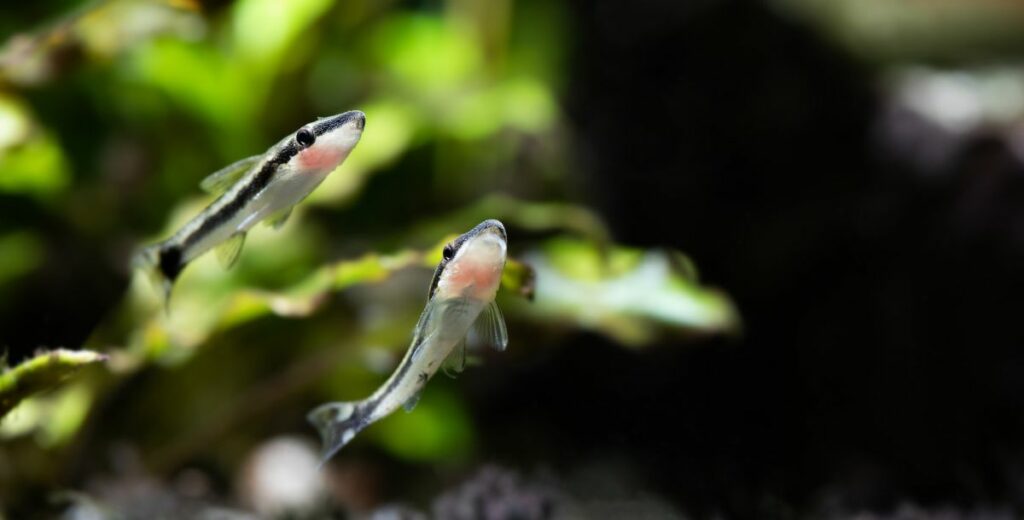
[{"xmin": 2, "ymin": 0, "xmax": 1024, "ymax": 518}]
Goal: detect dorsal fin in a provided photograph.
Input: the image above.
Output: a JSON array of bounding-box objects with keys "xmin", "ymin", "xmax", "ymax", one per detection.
[{"xmin": 199, "ymin": 155, "xmax": 261, "ymax": 195}]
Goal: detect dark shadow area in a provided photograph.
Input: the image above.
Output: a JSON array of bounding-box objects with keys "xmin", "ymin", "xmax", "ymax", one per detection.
[{"xmin": 548, "ymin": 0, "xmax": 1024, "ymax": 515}]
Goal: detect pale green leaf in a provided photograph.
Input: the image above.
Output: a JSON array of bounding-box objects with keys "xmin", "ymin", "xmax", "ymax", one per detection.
[{"xmin": 0, "ymin": 349, "xmax": 107, "ymax": 419}]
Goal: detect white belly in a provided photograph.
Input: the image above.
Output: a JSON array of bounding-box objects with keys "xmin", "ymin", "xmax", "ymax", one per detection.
[{"xmin": 180, "ymin": 170, "xmax": 327, "ymax": 264}]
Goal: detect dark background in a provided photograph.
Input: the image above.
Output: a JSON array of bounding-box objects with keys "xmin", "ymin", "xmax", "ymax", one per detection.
[{"xmin": 551, "ymin": 0, "xmax": 1024, "ymax": 515}]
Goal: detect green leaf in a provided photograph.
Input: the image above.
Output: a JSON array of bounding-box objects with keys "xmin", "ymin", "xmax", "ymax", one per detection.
[
  {"xmin": 517, "ymin": 238, "xmax": 740, "ymax": 346},
  {"xmin": 0, "ymin": 349, "xmax": 107, "ymax": 419},
  {"xmin": 501, "ymin": 257, "xmax": 536, "ymax": 301}
]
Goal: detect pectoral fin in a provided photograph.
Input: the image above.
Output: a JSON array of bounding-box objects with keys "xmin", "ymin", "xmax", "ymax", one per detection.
[
  {"xmin": 215, "ymin": 232, "xmax": 246, "ymax": 269},
  {"xmin": 442, "ymin": 339, "xmax": 467, "ymax": 378},
  {"xmin": 469, "ymin": 301, "xmax": 509, "ymax": 351},
  {"xmin": 265, "ymin": 208, "xmax": 293, "ymax": 230},
  {"xmin": 410, "ymin": 301, "xmax": 438, "ymax": 362},
  {"xmin": 200, "ymin": 155, "xmax": 261, "ymax": 195}
]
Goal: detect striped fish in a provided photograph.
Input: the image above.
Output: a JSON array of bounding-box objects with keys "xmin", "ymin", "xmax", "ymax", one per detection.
[
  {"xmin": 135, "ymin": 110, "xmax": 365, "ymax": 301},
  {"xmin": 308, "ymin": 219, "xmax": 510, "ymax": 463}
]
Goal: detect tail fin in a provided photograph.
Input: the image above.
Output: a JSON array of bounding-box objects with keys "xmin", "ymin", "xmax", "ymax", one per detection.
[
  {"xmin": 132, "ymin": 244, "xmax": 179, "ymax": 306},
  {"xmin": 307, "ymin": 401, "xmax": 364, "ymax": 465}
]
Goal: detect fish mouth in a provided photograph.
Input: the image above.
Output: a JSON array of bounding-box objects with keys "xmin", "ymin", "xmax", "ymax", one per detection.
[
  {"xmin": 313, "ymin": 110, "xmax": 366, "ymax": 136},
  {"xmin": 475, "ymin": 219, "xmax": 506, "ymax": 241},
  {"xmin": 464, "ymin": 225, "xmax": 507, "ymax": 262}
]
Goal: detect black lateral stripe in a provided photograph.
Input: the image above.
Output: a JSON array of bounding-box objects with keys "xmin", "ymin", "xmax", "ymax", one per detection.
[
  {"xmin": 372, "ymin": 299, "xmax": 471, "ymax": 407},
  {"xmin": 380, "ymin": 358, "xmax": 414, "ymax": 400},
  {"xmin": 365, "ymin": 343, "xmax": 420, "ymax": 415},
  {"xmin": 183, "ymin": 143, "xmax": 299, "ymax": 250},
  {"xmin": 365, "ymin": 304, "xmax": 445, "ymax": 413}
]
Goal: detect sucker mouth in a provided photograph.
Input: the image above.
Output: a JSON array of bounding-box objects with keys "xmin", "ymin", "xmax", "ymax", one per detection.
[
  {"xmin": 466, "ymin": 234, "xmax": 507, "ymax": 262},
  {"xmin": 478, "ymin": 219, "xmax": 506, "ymax": 241},
  {"xmin": 313, "ymin": 110, "xmax": 366, "ymax": 136}
]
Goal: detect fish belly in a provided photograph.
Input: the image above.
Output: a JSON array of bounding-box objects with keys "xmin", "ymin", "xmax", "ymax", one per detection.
[{"xmin": 240, "ymin": 172, "xmax": 325, "ymax": 230}]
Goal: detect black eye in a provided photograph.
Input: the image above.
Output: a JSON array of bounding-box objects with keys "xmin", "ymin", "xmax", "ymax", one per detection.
[
  {"xmin": 442, "ymin": 244, "xmax": 454, "ymax": 260},
  {"xmin": 296, "ymin": 128, "xmax": 315, "ymax": 148}
]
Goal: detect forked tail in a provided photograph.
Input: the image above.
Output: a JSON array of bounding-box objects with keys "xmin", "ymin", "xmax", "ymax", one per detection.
[{"xmin": 307, "ymin": 401, "xmax": 365, "ymax": 465}]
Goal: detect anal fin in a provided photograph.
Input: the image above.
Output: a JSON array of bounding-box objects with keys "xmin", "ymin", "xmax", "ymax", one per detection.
[
  {"xmin": 265, "ymin": 208, "xmax": 293, "ymax": 230},
  {"xmin": 215, "ymin": 232, "xmax": 246, "ymax": 269}
]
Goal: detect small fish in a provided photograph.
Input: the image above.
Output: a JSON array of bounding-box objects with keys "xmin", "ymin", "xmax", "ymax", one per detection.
[
  {"xmin": 135, "ymin": 110, "xmax": 365, "ymax": 301},
  {"xmin": 308, "ymin": 219, "xmax": 510, "ymax": 463}
]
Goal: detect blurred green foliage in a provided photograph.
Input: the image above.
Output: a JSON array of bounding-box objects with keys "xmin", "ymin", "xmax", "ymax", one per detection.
[
  {"xmin": 517, "ymin": 238, "xmax": 737, "ymax": 346},
  {"xmin": 0, "ymin": 349, "xmax": 105, "ymax": 418},
  {"xmin": 0, "ymin": 94, "xmax": 69, "ymax": 198},
  {"xmin": 0, "ymin": 0, "xmax": 738, "ymax": 512},
  {"xmin": 774, "ymin": 0, "xmax": 1024, "ymax": 63},
  {"xmin": 0, "ymin": 231, "xmax": 44, "ymax": 287}
]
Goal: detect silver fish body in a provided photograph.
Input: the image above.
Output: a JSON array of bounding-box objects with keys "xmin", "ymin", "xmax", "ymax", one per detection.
[
  {"xmin": 136, "ymin": 110, "xmax": 365, "ymax": 300},
  {"xmin": 308, "ymin": 219, "xmax": 509, "ymax": 463}
]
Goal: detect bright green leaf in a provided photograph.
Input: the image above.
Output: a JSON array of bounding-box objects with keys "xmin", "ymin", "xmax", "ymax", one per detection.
[
  {"xmin": 519, "ymin": 238, "xmax": 740, "ymax": 346},
  {"xmin": 0, "ymin": 349, "xmax": 107, "ymax": 419}
]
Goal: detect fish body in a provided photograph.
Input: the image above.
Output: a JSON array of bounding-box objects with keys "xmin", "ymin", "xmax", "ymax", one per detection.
[
  {"xmin": 309, "ymin": 219, "xmax": 510, "ymax": 463},
  {"xmin": 136, "ymin": 110, "xmax": 365, "ymax": 300}
]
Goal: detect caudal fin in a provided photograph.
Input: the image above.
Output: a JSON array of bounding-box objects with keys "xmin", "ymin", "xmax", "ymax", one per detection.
[
  {"xmin": 132, "ymin": 244, "xmax": 181, "ymax": 306},
  {"xmin": 307, "ymin": 401, "xmax": 364, "ymax": 465}
]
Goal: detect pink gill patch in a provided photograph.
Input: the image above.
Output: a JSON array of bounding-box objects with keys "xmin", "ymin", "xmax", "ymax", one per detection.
[
  {"xmin": 448, "ymin": 262, "xmax": 502, "ymax": 299},
  {"xmin": 297, "ymin": 147, "xmax": 348, "ymax": 172}
]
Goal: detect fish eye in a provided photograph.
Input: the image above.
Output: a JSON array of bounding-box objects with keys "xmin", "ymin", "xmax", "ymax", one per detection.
[
  {"xmin": 442, "ymin": 244, "xmax": 454, "ymax": 260},
  {"xmin": 296, "ymin": 128, "xmax": 315, "ymax": 148}
]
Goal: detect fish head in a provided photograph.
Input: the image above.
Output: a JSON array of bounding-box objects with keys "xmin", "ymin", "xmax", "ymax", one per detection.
[
  {"xmin": 291, "ymin": 110, "xmax": 365, "ymax": 174},
  {"xmin": 432, "ymin": 219, "xmax": 508, "ymax": 302}
]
